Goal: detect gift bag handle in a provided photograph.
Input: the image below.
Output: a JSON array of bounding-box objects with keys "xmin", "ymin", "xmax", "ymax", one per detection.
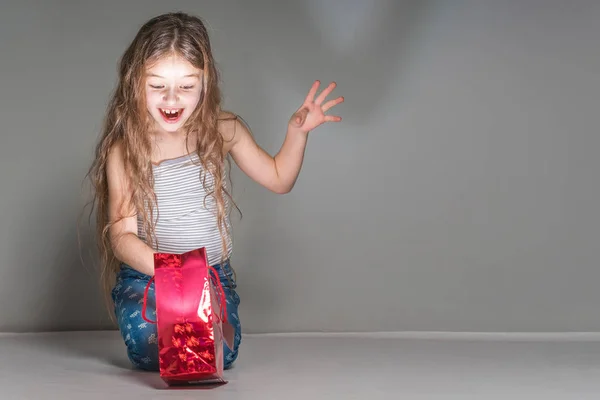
[
  {"xmin": 208, "ymin": 266, "xmax": 229, "ymax": 324},
  {"xmin": 141, "ymin": 268, "xmax": 228, "ymax": 325},
  {"xmin": 142, "ymin": 276, "xmax": 156, "ymax": 324}
]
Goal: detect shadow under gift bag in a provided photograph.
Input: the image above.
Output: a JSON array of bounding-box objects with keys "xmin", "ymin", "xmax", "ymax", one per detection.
[{"xmin": 142, "ymin": 247, "xmax": 235, "ymax": 386}]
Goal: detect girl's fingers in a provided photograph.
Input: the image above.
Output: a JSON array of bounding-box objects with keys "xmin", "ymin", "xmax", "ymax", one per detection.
[
  {"xmin": 305, "ymin": 80, "xmax": 321, "ymax": 103},
  {"xmin": 315, "ymin": 82, "xmax": 337, "ymax": 105},
  {"xmin": 324, "ymin": 115, "xmax": 342, "ymax": 122},
  {"xmin": 322, "ymin": 96, "xmax": 344, "ymax": 112}
]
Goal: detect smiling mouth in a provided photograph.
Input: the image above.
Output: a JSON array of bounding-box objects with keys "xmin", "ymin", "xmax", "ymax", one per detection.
[{"xmin": 159, "ymin": 108, "xmax": 184, "ymax": 122}]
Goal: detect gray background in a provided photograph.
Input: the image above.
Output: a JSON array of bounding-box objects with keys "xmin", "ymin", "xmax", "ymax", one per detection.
[{"xmin": 0, "ymin": 0, "xmax": 599, "ymax": 334}]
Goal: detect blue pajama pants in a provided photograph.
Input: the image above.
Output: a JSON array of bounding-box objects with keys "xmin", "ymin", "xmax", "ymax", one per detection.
[{"xmin": 111, "ymin": 261, "xmax": 242, "ymax": 371}]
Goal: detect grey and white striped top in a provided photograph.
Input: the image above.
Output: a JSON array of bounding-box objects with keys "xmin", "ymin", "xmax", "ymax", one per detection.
[{"xmin": 137, "ymin": 152, "xmax": 233, "ymax": 266}]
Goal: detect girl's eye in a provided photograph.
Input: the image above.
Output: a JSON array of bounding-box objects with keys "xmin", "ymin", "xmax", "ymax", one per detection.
[{"xmin": 149, "ymin": 85, "xmax": 194, "ymax": 90}]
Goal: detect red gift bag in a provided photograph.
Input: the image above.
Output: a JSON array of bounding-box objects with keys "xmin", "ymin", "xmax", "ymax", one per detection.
[{"xmin": 141, "ymin": 247, "xmax": 232, "ymax": 386}]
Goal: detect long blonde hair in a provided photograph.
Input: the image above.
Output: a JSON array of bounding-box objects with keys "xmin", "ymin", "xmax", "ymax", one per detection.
[{"xmin": 83, "ymin": 12, "xmax": 238, "ymax": 316}]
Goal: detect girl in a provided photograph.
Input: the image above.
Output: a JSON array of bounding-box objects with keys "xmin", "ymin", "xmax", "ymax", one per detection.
[{"xmin": 86, "ymin": 12, "xmax": 343, "ymax": 371}]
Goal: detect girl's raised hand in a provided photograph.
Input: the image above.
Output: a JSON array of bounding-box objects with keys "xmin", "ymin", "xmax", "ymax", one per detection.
[{"xmin": 289, "ymin": 80, "xmax": 344, "ymax": 134}]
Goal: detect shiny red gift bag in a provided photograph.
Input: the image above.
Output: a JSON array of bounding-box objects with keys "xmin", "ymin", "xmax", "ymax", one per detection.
[{"xmin": 141, "ymin": 247, "xmax": 231, "ymax": 386}]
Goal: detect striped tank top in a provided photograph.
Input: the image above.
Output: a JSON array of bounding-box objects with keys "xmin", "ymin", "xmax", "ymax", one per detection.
[{"xmin": 137, "ymin": 152, "xmax": 233, "ymax": 266}]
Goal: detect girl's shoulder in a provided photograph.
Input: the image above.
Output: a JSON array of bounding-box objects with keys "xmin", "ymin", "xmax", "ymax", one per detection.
[
  {"xmin": 217, "ymin": 109, "xmax": 239, "ymax": 135},
  {"xmin": 218, "ymin": 110, "xmax": 253, "ymax": 154}
]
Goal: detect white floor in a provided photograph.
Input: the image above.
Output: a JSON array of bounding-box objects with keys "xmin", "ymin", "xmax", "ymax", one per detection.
[{"xmin": 0, "ymin": 331, "xmax": 599, "ymax": 399}]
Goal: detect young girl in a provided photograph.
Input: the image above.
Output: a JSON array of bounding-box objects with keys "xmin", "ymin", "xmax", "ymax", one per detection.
[{"xmin": 86, "ymin": 12, "xmax": 343, "ymax": 371}]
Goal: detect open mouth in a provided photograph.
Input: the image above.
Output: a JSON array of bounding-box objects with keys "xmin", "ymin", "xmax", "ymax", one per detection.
[{"xmin": 159, "ymin": 108, "xmax": 184, "ymax": 123}]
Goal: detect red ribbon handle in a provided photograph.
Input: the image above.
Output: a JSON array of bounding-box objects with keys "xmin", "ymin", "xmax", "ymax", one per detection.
[
  {"xmin": 142, "ymin": 276, "xmax": 156, "ymax": 324},
  {"xmin": 208, "ymin": 266, "xmax": 228, "ymax": 324}
]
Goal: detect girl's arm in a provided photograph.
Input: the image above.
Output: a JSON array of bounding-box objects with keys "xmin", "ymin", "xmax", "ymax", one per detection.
[
  {"xmin": 227, "ymin": 80, "xmax": 343, "ymax": 194},
  {"xmin": 227, "ymin": 117, "xmax": 308, "ymax": 194},
  {"xmin": 106, "ymin": 142, "xmax": 156, "ymax": 276}
]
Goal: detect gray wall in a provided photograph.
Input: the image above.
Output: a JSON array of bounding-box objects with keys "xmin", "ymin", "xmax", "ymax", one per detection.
[{"xmin": 0, "ymin": 0, "xmax": 599, "ymax": 333}]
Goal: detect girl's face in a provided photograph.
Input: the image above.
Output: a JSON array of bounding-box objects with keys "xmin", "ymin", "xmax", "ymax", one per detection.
[{"xmin": 144, "ymin": 55, "xmax": 203, "ymax": 135}]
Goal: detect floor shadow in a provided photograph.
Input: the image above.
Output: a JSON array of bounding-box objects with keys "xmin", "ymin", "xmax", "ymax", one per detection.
[{"xmin": 13, "ymin": 331, "xmax": 196, "ymax": 389}]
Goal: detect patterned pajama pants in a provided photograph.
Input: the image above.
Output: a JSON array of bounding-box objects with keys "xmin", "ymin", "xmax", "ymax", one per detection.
[{"xmin": 111, "ymin": 261, "xmax": 242, "ymax": 370}]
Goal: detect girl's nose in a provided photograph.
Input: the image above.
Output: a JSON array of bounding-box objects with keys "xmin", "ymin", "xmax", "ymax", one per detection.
[{"xmin": 162, "ymin": 87, "xmax": 179, "ymax": 103}]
